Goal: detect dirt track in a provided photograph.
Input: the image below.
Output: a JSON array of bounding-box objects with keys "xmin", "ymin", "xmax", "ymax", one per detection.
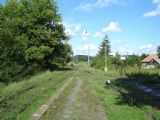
[
  {"xmin": 39, "ymin": 77, "xmax": 107, "ymax": 120},
  {"xmin": 41, "ymin": 77, "xmax": 107, "ymax": 120}
]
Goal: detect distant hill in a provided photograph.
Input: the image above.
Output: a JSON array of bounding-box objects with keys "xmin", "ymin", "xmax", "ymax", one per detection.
[{"xmin": 74, "ymin": 55, "xmax": 93, "ymax": 62}]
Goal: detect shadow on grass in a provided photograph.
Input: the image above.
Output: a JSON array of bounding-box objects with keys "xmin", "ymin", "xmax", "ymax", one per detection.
[
  {"xmin": 2, "ymin": 65, "xmax": 74, "ymax": 85},
  {"xmin": 112, "ymin": 72, "xmax": 160, "ymax": 109},
  {"xmin": 53, "ymin": 67, "xmax": 73, "ymax": 71},
  {"xmin": 47, "ymin": 64, "xmax": 74, "ymax": 71}
]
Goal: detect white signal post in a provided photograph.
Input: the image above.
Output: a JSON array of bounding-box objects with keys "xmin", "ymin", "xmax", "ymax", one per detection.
[
  {"xmin": 88, "ymin": 39, "xmax": 90, "ymax": 66},
  {"xmin": 85, "ymin": 30, "xmax": 90, "ymax": 66},
  {"xmin": 88, "ymin": 45, "xmax": 90, "ymax": 66},
  {"xmin": 105, "ymin": 40, "xmax": 107, "ymax": 72}
]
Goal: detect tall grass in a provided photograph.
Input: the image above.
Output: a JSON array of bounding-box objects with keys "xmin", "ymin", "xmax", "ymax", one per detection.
[{"xmin": 0, "ymin": 70, "xmax": 74, "ymax": 120}]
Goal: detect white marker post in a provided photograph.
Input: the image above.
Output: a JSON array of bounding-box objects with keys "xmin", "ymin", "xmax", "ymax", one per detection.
[
  {"xmin": 104, "ymin": 40, "xmax": 107, "ymax": 72},
  {"xmin": 86, "ymin": 30, "xmax": 90, "ymax": 66},
  {"xmin": 84, "ymin": 30, "xmax": 90, "ymax": 67}
]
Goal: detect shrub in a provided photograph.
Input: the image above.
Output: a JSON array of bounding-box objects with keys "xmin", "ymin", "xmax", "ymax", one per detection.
[{"xmin": 157, "ymin": 65, "xmax": 160, "ymax": 69}]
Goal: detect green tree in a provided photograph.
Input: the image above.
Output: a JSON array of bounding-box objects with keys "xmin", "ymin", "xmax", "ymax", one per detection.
[
  {"xmin": 20, "ymin": 0, "xmax": 69, "ymax": 68},
  {"xmin": 0, "ymin": 0, "xmax": 70, "ymax": 83},
  {"xmin": 98, "ymin": 35, "xmax": 111, "ymax": 56},
  {"xmin": 0, "ymin": 0, "xmax": 26, "ymax": 83},
  {"xmin": 0, "ymin": 3, "xmax": 3, "ymax": 44},
  {"xmin": 111, "ymin": 52, "xmax": 122, "ymax": 67},
  {"xmin": 125, "ymin": 54, "xmax": 141, "ymax": 66},
  {"xmin": 91, "ymin": 35, "xmax": 111, "ymax": 70},
  {"xmin": 157, "ymin": 45, "xmax": 160, "ymax": 58},
  {"xmin": 141, "ymin": 53, "xmax": 148, "ymax": 60}
]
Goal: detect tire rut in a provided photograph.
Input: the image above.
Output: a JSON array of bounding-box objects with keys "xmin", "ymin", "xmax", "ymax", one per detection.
[{"xmin": 63, "ymin": 78, "xmax": 83, "ymax": 119}]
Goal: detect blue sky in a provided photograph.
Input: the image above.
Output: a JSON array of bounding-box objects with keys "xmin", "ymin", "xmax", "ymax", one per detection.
[
  {"xmin": 55, "ymin": 0, "xmax": 160, "ymax": 56},
  {"xmin": 1, "ymin": 0, "xmax": 160, "ymax": 56}
]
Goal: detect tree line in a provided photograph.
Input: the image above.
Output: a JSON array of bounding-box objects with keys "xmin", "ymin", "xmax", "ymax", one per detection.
[
  {"xmin": 0, "ymin": 0, "xmax": 72, "ymax": 83},
  {"xmin": 91, "ymin": 35, "xmax": 160, "ymax": 70}
]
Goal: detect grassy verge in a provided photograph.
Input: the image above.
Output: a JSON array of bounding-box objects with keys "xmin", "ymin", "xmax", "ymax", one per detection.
[
  {"xmin": 77, "ymin": 66, "xmax": 154, "ymax": 120},
  {"xmin": 0, "ymin": 69, "xmax": 74, "ymax": 120}
]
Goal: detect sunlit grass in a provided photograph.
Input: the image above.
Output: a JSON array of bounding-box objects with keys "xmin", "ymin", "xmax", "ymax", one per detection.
[
  {"xmin": 0, "ymin": 63, "xmax": 159, "ymax": 120},
  {"xmin": 76, "ymin": 64, "xmax": 157, "ymax": 120},
  {"xmin": 0, "ymin": 70, "xmax": 74, "ymax": 120}
]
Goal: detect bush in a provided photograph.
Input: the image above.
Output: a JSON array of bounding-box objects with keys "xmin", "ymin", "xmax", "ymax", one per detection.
[
  {"xmin": 157, "ymin": 65, "xmax": 160, "ymax": 69},
  {"xmin": 0, "ymin": 62, "xmax": 24, "ymax": 83},
  {"xmin": 125, "ymin": 55, "xmax": 141, "ymax": 66},
  {"xmin": 91, "ymin": 56, "xmax": 115, "ymax": 70},
  {"xmin": 91, "ymin": 56, "xmax": 105, "ymax": 70}
]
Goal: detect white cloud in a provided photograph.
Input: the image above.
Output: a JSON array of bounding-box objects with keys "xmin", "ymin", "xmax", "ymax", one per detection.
[
  {"xmin": 139, "ymin": 44, "xmax": 154, "ymax": 50},
  {"xmin": 102, "ymin": 21, "xmax": 122, "ymax": 33},
  {"xmin": 93, "ymin": 32, "xmax": 103, "ymax": 38},
  {"xmin": 138, "ymin": 43, "xmax": 156, "ymax": 54},
  {"xmin": 118, "ymin": 45, "xmax": 134, "ymax": 55},
  {"xmin": 143, "ymin": 4, "xmax": 160, "ymax": 17},
  {"xmin": 96, "ymin": 0, "xmax": 120, "ymax": 7},
  {"xmin": 111, "ymin": 40, "xmax": 122, "ymax": 45},
  {"xmin": 153, "ymin": 0, "xmax": 160, "ymax": 4},
  {"xmin": 63, "ymin": 22, "xmax": 82, "ymax": 36},
  {"xmin": 143, "ymin": 0, "xmax": 160, "ymax": 17},
  {"xmin": 75, "ymin": 24, "xmax": 82, "ymax": 32},
  {"xmin": 118, "ymin": 48, "xmax": 134, "ymax": 55},
  {"xmin": 75, "ymin": 0, "xmax": 128, "ymax": 11},
  {"xmin": 93, "ymin": 21, "xmax": 122, "ymax": 39},
  {"xmin": 75, "ymin": 3, "xmax": 93, "ymax": 11},
  {"xmin": 116, "ymin": 43, "xmax": 156, "ymax": 55},
  {"xmin": 73, "ymin": 44, "xmax": 98, "ymax": 56},
  {"xmin": 65, "ymin": 28, "xmax": 75, "ymax": 36}
]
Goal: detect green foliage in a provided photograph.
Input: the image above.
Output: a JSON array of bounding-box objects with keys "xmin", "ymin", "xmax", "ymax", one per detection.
[
  {"xmin": 140, "ymin": 53, "xmax": 148, "ymax": 60},
  {"xmin": 0, "ymin": 70, "xmax": 73, "ymax": 120},
  {"xmin": 92, "ymin": 35, "xmax": 112, "ymax": 70},
  {"xmin": 91, "ymin": 56, "xmax": 105, "ymax": 70},
  {"xmin": 92, "ymin": 54, "xmax": 142, "ymax": 70},
  {"xmin": 125, "ymin": 54, "xmax": 141, "ymax": 66},
  {"xmin": 0, "ymin": 0, "xmax": 71, "ymax": 83},
  {"xmin": 97, "ymin": 35, "xmax": 111, "ymax": 56},
  {"xmin": 110, "ymin": 52, "xmax": 122, "ymax": 66},
  {"xmin": 157, "ymin": 64, "xmax": 160, "ymax": 69},
  {"xmin": 157, "ymin": 45, "xmax": 160, "ymax": 58},
  {"xmin": 0, "ymin": 62, "xmax": 24, "ymax": 83},
  {"xmin": 91, "ymin": 56, "xmax": 119, "ymax": 70}
]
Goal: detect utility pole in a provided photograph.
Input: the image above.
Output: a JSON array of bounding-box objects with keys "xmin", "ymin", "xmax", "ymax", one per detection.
[
  {"xmin": 88, "ymin": 42, "xmax": 90, "ymax": 66},
  {"xmin": 86, "ymin": 30, "xmax": 90, "ymax": 66},
  {"xmin": 105, "ymin": 40, "xmax": 107, "ymax": 72},
  {"xmin": 72, "ymin": 51, "xmax": 74, "ymax": 64}
]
